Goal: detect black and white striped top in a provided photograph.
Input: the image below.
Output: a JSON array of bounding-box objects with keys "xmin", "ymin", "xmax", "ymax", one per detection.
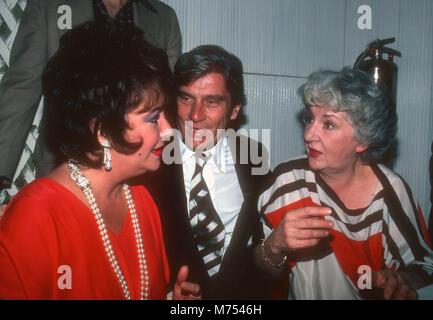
[{"xmin": 258, "ymin": 155, "xmax": 433, "ymax": 299}]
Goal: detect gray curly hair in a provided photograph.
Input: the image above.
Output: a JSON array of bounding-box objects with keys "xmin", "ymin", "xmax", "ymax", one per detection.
[{"xmin": 298, "ymin": 67, "xmax": 397, "ymax": 163}]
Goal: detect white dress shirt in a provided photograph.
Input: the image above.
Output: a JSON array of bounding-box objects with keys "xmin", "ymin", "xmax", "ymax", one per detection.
[{"xmin": 178, "ymin": 135, "xmax": 244, "ymax": 257}]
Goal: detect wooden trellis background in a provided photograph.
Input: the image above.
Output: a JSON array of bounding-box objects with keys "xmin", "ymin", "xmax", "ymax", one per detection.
[
  {"xmin": 0, "ymin": 0, "xmax": 26, "ymax": 79},
  {"xmin": 0, "ymin": 0, "xmax": 42, "ymax": 204}
]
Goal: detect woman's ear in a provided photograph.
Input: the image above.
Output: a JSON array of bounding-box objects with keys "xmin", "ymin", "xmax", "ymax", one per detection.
[
  {"xmin": 97, "ymin": 132, "xmax": 106, "ymax": 146},
  {"xmin": 355, "ymin": 144, "xmax": 368, "ymax": 154},
  {"xmin": 90, "ymin": 120, "xmax": 108, "ymax": 146}
]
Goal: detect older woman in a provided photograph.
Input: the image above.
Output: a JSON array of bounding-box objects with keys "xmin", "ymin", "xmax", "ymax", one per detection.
[
  {"xmin": 0, "ymin": 22, "xmax": 199, "ymax": 300},
  {"xmin": 256, "ymin": 68, "xmax": 433, "ymax": 299}
]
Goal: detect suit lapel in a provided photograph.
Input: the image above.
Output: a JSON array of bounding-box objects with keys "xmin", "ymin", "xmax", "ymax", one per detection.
[
  {"xmin": 218, "ymin": 136, "xmax": 254, "ymax": 271},
  {"xmin": 132, "ymin": 1, "xmax": 161, "ymax": 45},
  {"xmin": 219, "ymin": 135, "xmax": 266, "ymax": 270},
  {"xmin": 228, "ymin": 134, "xmax": 255, "ymax": 197},
  {"xmin": 172, "ymin": 163, "xmax": 189, "ymax": 221}
]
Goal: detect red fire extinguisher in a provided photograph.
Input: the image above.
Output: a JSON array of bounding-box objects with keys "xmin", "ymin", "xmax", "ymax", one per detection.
[{"xmin": 353, "ymin": 37, "xmax": 401, "ymax": 107}]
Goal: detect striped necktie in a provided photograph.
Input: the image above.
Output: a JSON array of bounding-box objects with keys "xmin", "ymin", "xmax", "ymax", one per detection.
[{"xmin": 189, "ymin": 155, "xmax": 225, "ymax": 277}]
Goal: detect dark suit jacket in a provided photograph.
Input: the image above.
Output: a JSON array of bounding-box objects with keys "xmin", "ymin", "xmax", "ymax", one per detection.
[
  {"xmin": 142, "ymin": 134, "xmax": 273, "ymax": 299},
  {"xmin": 429, "ymin": 142, "xmax": 433, "ymax": 243},
  {"xmin": 0, "ymin": 0, "xmax": 181, "ymax": 181}
]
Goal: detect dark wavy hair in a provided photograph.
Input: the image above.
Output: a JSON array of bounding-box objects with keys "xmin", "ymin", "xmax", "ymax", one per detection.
[
  {"xmin": 42, "ymin": 21, "xmax": 173, "ymax": 168},
  {"xmin": 173, "ymin": 45, "xmax": 246, "ymax": 108}
]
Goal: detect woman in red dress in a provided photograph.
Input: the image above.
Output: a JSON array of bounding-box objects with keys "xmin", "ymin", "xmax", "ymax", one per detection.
[{"xmin": 0, "ymin": 22, "xmax": 200, "ymax": 300}]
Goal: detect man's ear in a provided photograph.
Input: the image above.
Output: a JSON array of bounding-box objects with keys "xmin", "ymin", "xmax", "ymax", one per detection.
[
  {"xmin": 355, "ymin": 144, "xmax": 368, "ymax": 154},
  {"xmin": 230, "ymin": 104, "xmax": 241, "ymax": 120}
]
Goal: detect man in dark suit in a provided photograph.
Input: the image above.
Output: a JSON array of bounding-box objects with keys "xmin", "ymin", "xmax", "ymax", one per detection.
[
  {"xmin": 0, "ymin": 0, "xmax": 181, "ymax": 199},
  {"xmin": 145, "ymin": 45, "xmax": 272, "ymax": 299}
]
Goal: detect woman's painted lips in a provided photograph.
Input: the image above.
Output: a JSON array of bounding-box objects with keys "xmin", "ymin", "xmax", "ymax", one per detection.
[
  {"xmin": 308, "ymin": 148, "xmax": 322, "ymax": 158},
  {"xmin": 151, "ymin": 146, "xmax": 164, "ymax": 157}
]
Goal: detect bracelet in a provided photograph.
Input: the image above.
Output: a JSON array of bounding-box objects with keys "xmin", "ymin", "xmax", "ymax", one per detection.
[{"xmin": 260, "ymin": 239, "xmax": 287, "ymax": 268}]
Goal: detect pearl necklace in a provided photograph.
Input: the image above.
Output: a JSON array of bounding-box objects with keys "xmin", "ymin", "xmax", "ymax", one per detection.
[{"xmin": 67, "ymin": 159, "xmax": 149, "ymax": 300}]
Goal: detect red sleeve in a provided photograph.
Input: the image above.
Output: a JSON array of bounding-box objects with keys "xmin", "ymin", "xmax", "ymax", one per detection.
[
  {"xmin": 0, "ymin": 193, "xmax": 57, "ymax": 299},
  {"xmin": 0, "ymin": 242, "xmax": 26, "ymax": 299}
]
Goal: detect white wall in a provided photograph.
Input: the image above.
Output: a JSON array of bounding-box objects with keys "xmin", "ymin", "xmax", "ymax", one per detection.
[{"xmin": 163, "ymin": 0, "xmax": 433, "ymax": 217}]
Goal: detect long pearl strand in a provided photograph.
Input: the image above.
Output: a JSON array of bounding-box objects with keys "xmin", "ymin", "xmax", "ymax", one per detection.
[{"xmin": 68, "ymin": 160, "xmax": 149, "ymax": 300}]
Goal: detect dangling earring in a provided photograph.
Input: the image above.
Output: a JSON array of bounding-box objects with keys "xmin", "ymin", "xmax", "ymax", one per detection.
[{"xmin": 101, "ymin": 140, "xmax": 112, "ymax": 171}]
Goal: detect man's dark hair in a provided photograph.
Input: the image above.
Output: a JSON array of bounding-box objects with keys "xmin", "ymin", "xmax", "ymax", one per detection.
[
  {"xmin": 42, "ymin": 21, "xmax": 173, "ymax": 168},
  {"xmin": 173, "ymin": 45, "xmax": 246, "ymax": 108}
]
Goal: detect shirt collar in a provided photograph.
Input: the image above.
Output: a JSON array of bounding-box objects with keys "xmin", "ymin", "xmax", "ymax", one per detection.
[{"xmin": 178, "ymin": 134, "xmax": 231, "ymax": 174}]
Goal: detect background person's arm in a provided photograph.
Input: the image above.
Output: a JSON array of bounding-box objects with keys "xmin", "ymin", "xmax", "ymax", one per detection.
[
  {"xmin": 0, "ymin": 0, "xmax": 48, "ymax": 180},
  {"xmin": 164, "ymin": 6, "xmax": 182, "ymax": 70}
]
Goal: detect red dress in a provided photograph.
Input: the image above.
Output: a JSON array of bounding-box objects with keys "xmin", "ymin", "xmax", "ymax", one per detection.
[{"xmin": 0, "ymin": 178, "xmax": 170, "ymax": 299}]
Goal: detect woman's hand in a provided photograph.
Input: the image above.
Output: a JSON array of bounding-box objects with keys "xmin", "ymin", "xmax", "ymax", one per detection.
[
  {"xmin": 267, "ymin": 206, "xmax": 334, "ymax": 256},
  {"xmin": 173, "ymin": 265, "xmax": 202, "ymax": 300},
  {"xmin": 372, "ymin": 269, "xmax": 417, "ymax": 300}
]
